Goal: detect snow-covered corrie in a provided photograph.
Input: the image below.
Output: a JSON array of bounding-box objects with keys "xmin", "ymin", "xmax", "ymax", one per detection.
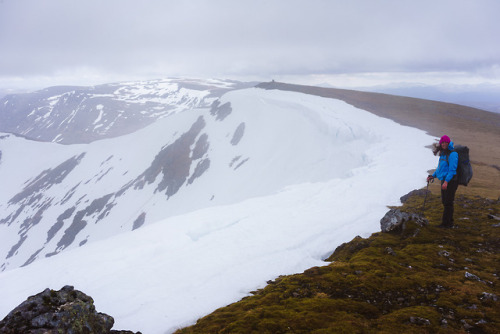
[{"xmin": 0, "ymin": 88, "xmax": 436, "ymax": 333}]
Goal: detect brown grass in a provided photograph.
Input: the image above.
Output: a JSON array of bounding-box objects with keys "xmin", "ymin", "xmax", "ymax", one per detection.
[{"xmin": 257, "ymin": 82, "xmax": 500, "ymax": 199}]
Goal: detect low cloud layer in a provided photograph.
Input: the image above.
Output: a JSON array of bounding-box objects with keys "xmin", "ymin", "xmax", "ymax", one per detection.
[{"xmin": 1, "ymin": 0, "xmax": 500, "ymax": 90}]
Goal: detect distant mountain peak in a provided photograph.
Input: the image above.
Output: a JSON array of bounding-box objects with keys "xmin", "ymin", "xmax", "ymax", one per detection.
[{"xmin": 0, "ymin": 78, "xmax": 254, "ymax": 144}]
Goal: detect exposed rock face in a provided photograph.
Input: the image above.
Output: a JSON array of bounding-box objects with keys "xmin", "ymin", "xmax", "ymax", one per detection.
[
  {"xmin": 210, "ymin": 100, "xmax": 233, "ymax": 121},
  {"xmin": 380, "ymin": 209, "xmax": 428, "ymax": 233},
  {"xmin": 128, "ymin": 115, "xmax": 210, "ymax": 198},
  {"xmin": 230, "ymin": 122, "xmax": 245, "ymax": 145},
  {"xmin": 0, "ymin": 285, "xmax": 140, "ymax": 334}
]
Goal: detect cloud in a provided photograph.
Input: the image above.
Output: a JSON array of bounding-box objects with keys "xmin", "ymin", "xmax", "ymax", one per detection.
[{"xmin": 1, "ymin": 0, "xmax": 500, "ymax": 90}]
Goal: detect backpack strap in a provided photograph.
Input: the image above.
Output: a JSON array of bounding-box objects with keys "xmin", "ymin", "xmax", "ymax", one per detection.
[{"xmin": 445, "ymin": 150, "xmax": 453, "ymax": 163}]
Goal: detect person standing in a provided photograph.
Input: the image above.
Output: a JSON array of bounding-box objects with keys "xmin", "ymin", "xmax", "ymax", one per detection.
[{"xmin": 427, "ymin": 135, "xmax": 459, "ymax": 228}]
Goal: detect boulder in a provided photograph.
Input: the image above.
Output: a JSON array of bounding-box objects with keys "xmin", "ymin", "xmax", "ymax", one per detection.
[
  {"xmin": 0, "ymin": 285, "xmax": 141, "ymax": 334},
  {"xmin": 380, "ymin": 209, "xmax": 428, "ymax": 233},
  {"xmin": 400, "ymin": 188, "xmax": 430, "ymax": 204}
]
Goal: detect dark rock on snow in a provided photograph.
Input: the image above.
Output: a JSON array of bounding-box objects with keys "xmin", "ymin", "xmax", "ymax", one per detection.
[
  {"xmin": 0, "ymin": 285, "xmax": 140, "ymax": 334},
  {"xmin": 380, "ymin": 209, "xmax": 428, "ymax": 233}
]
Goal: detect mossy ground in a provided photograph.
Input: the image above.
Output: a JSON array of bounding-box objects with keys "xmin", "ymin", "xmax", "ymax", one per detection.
[{"xmin": 175, "ymin": 193, "xmax": 500, "ymax": 334}]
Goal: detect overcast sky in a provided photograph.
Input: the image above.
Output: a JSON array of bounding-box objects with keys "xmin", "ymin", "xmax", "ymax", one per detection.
[{"xmin": 1, "ymin": 0, "xmax": 500, "ymax": 91}]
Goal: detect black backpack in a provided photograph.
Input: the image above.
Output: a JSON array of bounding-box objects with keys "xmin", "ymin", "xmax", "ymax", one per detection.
[{"xmin": 446, "ymin": 145, "xmax": 473, "ymax": 186}]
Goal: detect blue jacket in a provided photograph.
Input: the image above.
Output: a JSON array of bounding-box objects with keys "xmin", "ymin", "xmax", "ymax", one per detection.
[{"xmin": 432, "ymin": 141, "xmax": 458, "ymax": 182}]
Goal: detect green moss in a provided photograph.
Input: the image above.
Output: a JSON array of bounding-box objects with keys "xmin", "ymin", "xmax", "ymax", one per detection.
[{"xmin": 176, "ymin": 194, "xmax": 500, "ymax": 334}]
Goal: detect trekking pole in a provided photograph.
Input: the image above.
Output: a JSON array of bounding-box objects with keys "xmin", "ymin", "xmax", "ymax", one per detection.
[{"xmin": 422, "ymin": 177, "xmax": 433, "ymax": 215}]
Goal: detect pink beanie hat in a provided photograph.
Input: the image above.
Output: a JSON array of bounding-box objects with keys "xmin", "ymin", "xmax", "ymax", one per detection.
[{"xmin": 439, "ymin": 135, "xmax": 451, "ymax": 144}]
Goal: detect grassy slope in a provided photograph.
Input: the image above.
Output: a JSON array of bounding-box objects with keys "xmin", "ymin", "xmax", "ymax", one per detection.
[{"xmin": 175, "ymin": 83, "xmax": 500, "ymax": 333}]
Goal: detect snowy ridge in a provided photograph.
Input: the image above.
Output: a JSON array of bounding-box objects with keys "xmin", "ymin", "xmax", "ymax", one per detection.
[
  {"xmin": 0, "ymin": 87, "xmax": 436, "ymax": 333},
  {"xmin": 0, "ymin": 78, "xmax": 253, "ymax": 144}
]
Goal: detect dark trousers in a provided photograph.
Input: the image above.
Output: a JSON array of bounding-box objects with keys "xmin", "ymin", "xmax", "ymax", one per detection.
[{"xmin": 441, "ymin": 178, "xmax": 458, "ymax": 226}]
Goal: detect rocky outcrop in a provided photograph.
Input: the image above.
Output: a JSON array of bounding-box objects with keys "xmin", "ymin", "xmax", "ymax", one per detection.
[
  {"xmin": 399, "ymin": 188, "xmax": 430, "ymax": 203},
  {"xmin": 0, "ymin": 285, "xmax": 140, "ymax": 334},
  {"xmin": 380, "ymin": 209, "xmax": 428, "ymax": 233}
]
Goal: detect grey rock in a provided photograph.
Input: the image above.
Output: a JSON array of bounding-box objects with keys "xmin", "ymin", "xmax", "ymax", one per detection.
[
  {"xmin": 380, "ymin": 209, "xmax": 428, "ymax": 233},
  {"xmin": 487, "ymin": 213, "xmax": 500, "ymax": 221},
  {"xmin": 400, "ymin": 188, "xmax": 431, "ymax": 203},
  {"xmin": 409, "ymin": 316, "xmax": 431, "ymax": 326},
  {"xmin": 480, "ymin": 292, "xmax": 498, "ymax": 301},
  {"xmin": 0, "ymin": 285, "xmax": 141, "ymax": 334},
  {"xmin": 385, "ymin": 247, "xmax": 396, "ymax": 256},
  {"xmin": 465, "ymin": 271, "xmax": 481, "ymax": 281}
]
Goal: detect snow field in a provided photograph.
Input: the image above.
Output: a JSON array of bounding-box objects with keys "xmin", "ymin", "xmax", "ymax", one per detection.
[{"xmin": 0, "ymin": 88, "xmax": 436, "ymax": 333}]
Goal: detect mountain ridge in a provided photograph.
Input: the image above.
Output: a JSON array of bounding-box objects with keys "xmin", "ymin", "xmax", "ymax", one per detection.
[
  {"xmin": 2, "ymin": 84, "xmax": 435, "ymax": 273},
  {"xmin": 0, "ymin": 78, "xmax": 255, "ymax": 144},
  {"xmin": 1, "ymin": 79, "xmax": 498, "ymax": 333}
]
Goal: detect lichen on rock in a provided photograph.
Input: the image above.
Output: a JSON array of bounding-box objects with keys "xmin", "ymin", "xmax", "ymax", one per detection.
[{"xmin": 0, "ymin": 285, "xmax": 141, "ymax": 334}]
